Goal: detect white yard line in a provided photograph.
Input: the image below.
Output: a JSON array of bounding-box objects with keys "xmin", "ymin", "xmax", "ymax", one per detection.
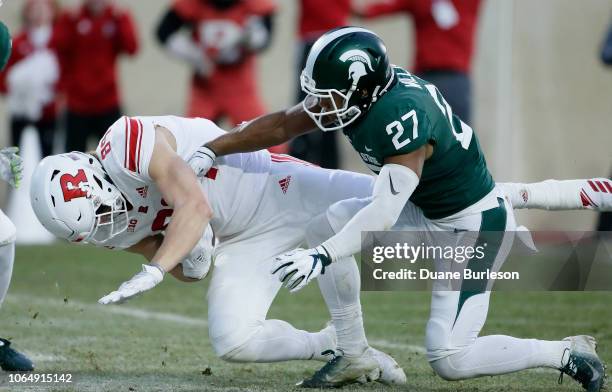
[
  {"xmin": 370, "ymin": 339, "xmax": 427, "ymax": 354},
  {"xmin": 23, "ymin": 352, "xmax": 67, "ymax": 362},
  {"xmin": 6, "ymin": 294, "xmax": 208, "ymax": 327}
]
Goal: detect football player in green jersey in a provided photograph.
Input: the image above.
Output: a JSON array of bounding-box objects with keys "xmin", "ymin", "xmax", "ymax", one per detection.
[
  {"xmin": 0, "ymin": 22, "xmax": 35, "ymax": 373},
  {"xmin": 188, "ymin": 27, "xmax": 608, "ymax": 390}
]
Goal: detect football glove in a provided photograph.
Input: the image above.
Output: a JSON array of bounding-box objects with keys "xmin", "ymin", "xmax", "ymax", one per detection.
[
  {"xmin": 242, "ymin": 16, "xmax": 269, "ymax": 51},
  {"xmin": 188, "ymin": 146, "xmax": 216, "ymax": 178},
  {"xmin": 271, "ymin": 246, "xmax": 331, "ymax": 293},
  {"xmin": 0, "ymin": 147, "xmax": 23, "ymax": 188},
  {"xmin": 181, "ymin": 225, "xmax": 214, "ymax": 280},
  {"xmin": 98, "ymin": 264, "xmax": 164, "ymax": 305}
]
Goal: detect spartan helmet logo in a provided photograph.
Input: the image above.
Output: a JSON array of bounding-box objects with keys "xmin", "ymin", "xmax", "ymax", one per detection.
[{"xmin": 339, "ymin": 49, "xmax": 374, "ymax": 86}]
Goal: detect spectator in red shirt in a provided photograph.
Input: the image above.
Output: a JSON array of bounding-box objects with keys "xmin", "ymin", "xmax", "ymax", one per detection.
[
  {"xmin": 156, "ymin": 0, "xmax": 276, "ymax": 126},
  {"xmin": 53, "ymin": 0, "xmax": 139, "ymax": 152},
  {"xmin": 0, "ymin": 0, "xmax": 60, "ymax": 157},
  {"xmin": 358, "ymin": 0, "xmax": 482, "ymax": 124},
  {"xmin": 289, "ymin": 0, "xmax": 351, "ymax": 169}
]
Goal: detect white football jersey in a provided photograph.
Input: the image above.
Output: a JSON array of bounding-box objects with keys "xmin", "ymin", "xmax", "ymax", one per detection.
[{"xmin": 95, "ymin": 115, "xmax": 271, "ymax": 249}]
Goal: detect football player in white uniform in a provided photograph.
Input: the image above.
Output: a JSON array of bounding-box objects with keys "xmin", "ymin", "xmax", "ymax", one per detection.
[
  {"xmin": 30, "ymin": 115, "xmax": 406, "ymax": 385},
  {"xmin": 0, "ymin": 147, "xmax": 34, "ymax": 371}
]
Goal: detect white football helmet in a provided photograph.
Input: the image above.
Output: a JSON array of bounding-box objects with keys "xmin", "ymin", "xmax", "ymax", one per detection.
[{"xmin": 30, "ymin": 152, "xmax": 129, "ymax": 245}]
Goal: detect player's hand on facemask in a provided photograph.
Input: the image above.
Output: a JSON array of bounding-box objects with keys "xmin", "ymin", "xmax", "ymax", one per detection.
[
  {"xmin": 181, "ymin": 225, "xmax": 214, "ymax": 280},
  {"xmin": 188, "ymin": 146, "xmax": 216, "ymax": 178},
  {"xmin": 0, "ymin": 147, "xmax": 23, "ymax": 188},
  {"xmin": 98, "ymin": 264, "xmax": 164, "ymax": 305},
  {"xmin": 271, "ymin": 246, "xmax": 331, "ymax": 293}
]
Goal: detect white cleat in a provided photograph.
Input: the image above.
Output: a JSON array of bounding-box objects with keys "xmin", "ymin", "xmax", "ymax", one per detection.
[{"xmin": 365, "ymin": 347, "xmax": 407, "ymax": 385}]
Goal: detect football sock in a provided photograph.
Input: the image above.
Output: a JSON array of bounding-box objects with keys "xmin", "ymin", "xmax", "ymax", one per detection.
[
  {"xmin": 499, "ymin": 179, "xmax": 612, "ymax": 211},
  {"xmin": 0, "ymin": 242, "xmax": 14, "ymax": 307},
  {"xmin": 307, "ymin": 213, "xmax": 369, "ymax": 358}
]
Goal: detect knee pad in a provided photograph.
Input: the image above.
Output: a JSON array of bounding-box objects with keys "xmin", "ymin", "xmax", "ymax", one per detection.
[
  {"xmin": 430, "ymin": 355, "xmax": 465, "ymax": 381},
  {"xmin": 209, "ymin": 319, "xmax": 263, "ymax": 362},
  {"xmin": 425, "ymin": 316, "xmax": 455, "ymax": 362},
  {"xmin": 215, "ymin": 326, "xmax": 264, "ymax": 363}
]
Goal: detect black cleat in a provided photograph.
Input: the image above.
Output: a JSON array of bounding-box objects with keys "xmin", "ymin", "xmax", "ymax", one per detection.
[
  {"xmin": 297, "ymin": 349, "xmax": 379, "ymax": 388},
  {"xmin": 0, "ymin": 338, "xmax": 34, "ymax": 372},
  {"xmin": 559, "ymin": 336, "xmax": 606, "ymax": 392}
]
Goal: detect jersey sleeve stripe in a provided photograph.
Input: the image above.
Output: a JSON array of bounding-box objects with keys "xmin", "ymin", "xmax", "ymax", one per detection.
[
  {"xmin": 125, "ymin": 117, "xmax": 142, "ymax": 173},
  {"xmin": 123, "ymin": 116, "xmax": 129, "ymax": 168},
  {"xmin": 136, "ymin": 119, "xmax": 144, "ymax": 173},
  {"xmin": 270, "ymin": 153, "xmax": 316, "ymax": 166}
]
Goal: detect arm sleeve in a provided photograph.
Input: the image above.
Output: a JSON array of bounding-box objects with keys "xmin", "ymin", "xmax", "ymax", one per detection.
[
  {"xmin": 155, "ymin": 8, "xmax": 188, "ymax": 45},
  {"xmin": 321, "ymin": 164, "xmax": 419, "ymax": 262},
  {"xmin": 116, "ymin": 10, "xmax": 139, "ymax": 55},
  {"xmin": 50, "ymin": 13, "xmax": 70, "ymax": 52}
]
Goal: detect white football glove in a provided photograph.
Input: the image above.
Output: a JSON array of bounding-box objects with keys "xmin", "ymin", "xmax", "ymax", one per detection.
[
  {"xmin": 165, "ymin": 34, "xmax": 214, "ymax": 78},
  {"xmin": 271, "ymin": 246, "xmax": 331, "ymax": 293},
  {"xmin": 98, "ymin": 264, "xmax": 164, "ymax": 305},
  {"xmin": 181, "ymin": 225, "xmax": 214, "ymax": 280},
  {"xmin": 0, "ymin": 147, "xmax": 23, "ymax": 188},
  {"xmin": 188, "ymin": 146, "xmax": 216, "ymax": 178},
  {"xmin": 242, "ymin": 16, "xmax": 269, "ymax": 51}
]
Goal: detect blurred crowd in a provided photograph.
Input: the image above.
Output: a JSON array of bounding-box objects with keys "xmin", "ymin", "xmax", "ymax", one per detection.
[
  {"xmin": 0, "ymin": 0, "xmax": 610, "ymax": 217},
  {"xmin": 0, "ymin": 0, "xmax": 484, "ymax": 165}
]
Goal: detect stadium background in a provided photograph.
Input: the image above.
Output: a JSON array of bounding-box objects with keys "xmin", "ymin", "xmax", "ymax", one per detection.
[{"xmin": 0, "ymin": 0, "xmax": 611, "ymax": 230}]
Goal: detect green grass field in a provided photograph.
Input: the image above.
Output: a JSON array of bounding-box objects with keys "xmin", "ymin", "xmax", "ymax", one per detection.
[{"xmin": 0, "ymin": 244, "xmax": 609, "ymax": 391}]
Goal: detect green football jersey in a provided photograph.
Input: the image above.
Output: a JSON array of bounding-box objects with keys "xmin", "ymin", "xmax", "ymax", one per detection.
[{"xmin": 342, "ymin": 67, "xmax": 494, "ymax": 220}]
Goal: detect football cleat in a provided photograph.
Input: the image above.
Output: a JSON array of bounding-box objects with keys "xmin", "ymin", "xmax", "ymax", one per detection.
[
  {"xmin": 0, "ymin": 338, "xmax": 34, "ymax": 372},
  {"xmin": 559, "ymin": 335, "xmax": 606, "ymax": 392},
  {"xmin": 365, "ymin": 347, "xmax": 407, "ymax": 385},
  {"xmin": 298, "ymin": 349, "xmax": 380, "ymax": 388}
]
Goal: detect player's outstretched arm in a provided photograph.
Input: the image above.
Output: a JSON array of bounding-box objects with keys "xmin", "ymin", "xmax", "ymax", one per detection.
[
  {"xmin": 99, "ymin": 127, "xmax": 212, "ymax": 304},
  {"xmin": 126, "ymin": 235, "xmax": 201, "ymax": 283},
  {"xmin": 211, "ymin": 103, "xmax": 315, "ymax": 155},
  {"xmin": 499, "ymin": 178, "xmax": 612, "ymax": 211},
  {"xmin": 147, "ymin": 126, "xmax": 212, "ymax": 271},
  {"xmin": 189, "ymin": 103, "xmax": 316, "ymax": 177},
  {"xmin": 271, "ymin": 148, "xmax": 426, "ymax": 293}
]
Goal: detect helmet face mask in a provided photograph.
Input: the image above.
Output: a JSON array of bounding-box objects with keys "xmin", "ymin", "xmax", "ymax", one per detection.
[
  {"xmin": 85, "ymin": 176, "xmax": 129, "ymax": 245},
  {"xmin": 300, "ymin": 27, "xmax": 392, "ymax": 132},
  {"xmin": 301, "ymin": 72, "xmax": 362, "ymax": 131},
  {"xmin": 30, "ymin": 153, "xmax": 130, "ymax": 246}
]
